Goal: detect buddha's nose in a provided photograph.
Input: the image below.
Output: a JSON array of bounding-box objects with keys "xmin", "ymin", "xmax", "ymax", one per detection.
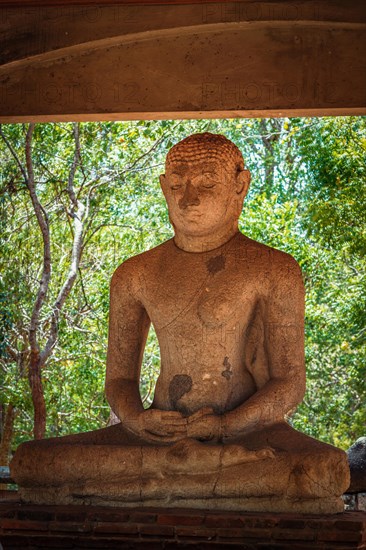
[{"xmin": 178, "ymin": 181, "xmax": 200, "ymax": 209}]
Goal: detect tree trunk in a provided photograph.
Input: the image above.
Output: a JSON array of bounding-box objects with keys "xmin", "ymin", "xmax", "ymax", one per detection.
[
  {"xmin": 0, "ymin": 403, "xmax": 16, "ymax": 489},
  {"xmin": 0, "ymin": 404, "xmax": 16, "ymax": 466},
  {"xmin": 29, "ymin": 351, "xmax": 46, "ymax": 439}
]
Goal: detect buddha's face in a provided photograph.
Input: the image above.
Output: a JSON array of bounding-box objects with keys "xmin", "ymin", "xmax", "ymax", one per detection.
[{"xmin": 160, "ymin": 159, "xmax": 250, "ymax": 238}]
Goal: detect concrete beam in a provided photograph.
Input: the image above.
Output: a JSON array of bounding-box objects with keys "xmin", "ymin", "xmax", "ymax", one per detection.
[{"xmin": 0, "ymin": 2, "xmax": 365, "ymax": 121}]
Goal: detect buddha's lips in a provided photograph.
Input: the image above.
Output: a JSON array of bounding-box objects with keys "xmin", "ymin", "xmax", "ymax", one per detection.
[{"xmin": 181, "ymin": 209, "xmax": 202, "ymax": 216}]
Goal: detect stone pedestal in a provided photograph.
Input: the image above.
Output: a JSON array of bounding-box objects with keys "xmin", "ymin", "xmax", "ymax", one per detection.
[{"xmin": 0, "ymin": 493, "xmax": 365, "ymax": 549}]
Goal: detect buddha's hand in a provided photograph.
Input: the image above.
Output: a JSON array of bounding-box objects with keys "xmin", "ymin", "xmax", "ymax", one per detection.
[
  {"xmin": 124, "ymin": 409, "xmax": 188, "ymax": 443},
  {"xmin": 186, "ymin": 407, "xmax": 222, "ymax": 442}
]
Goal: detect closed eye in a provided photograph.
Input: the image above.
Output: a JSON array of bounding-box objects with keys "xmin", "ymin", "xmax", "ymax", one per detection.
[{"xmin": 171, "ymin": 185, "xmax": 183, "ymax": 190}]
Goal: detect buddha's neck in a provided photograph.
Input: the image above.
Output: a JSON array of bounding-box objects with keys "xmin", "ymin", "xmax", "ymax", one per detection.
[{"xmin": 173, "ymin": 224, "xmax": 240, "ymax": 253}]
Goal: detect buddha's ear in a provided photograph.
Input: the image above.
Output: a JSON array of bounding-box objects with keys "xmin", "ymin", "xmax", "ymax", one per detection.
[
  {"xmin": 159, "ymin": 174, "xmax": 167, "ymax": 197},
  {"xmin": 235, "ymin": 169, "xmax": 251, "ymax": 198}
]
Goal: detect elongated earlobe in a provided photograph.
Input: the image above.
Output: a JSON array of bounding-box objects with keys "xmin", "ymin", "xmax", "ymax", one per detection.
[
  {"xmin": 236, "ymin": 169, "xmax": 251, "ymax": 197},
  {"xmin": 159, "ymin": 174, "xmax": 166, "ymax": 187},
  {"xmin": 159, "ymin": 174, "xmax": 167, "ymax": 198}
]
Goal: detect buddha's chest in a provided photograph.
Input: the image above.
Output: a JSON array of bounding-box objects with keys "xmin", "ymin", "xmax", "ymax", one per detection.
[{"xmin": 139, "ymin": 252, "xmax": 267, "ymax": 330}]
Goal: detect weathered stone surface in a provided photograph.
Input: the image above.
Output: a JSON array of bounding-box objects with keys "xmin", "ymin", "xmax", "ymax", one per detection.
[{"xmin": 11, "ymin": 132, "xmax": 350, "ymax": 513}]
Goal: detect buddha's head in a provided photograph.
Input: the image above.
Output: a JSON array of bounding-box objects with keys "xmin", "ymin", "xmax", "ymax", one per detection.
[{"xmin": 160, "ymin": 132, "xmax": 251, "ymax": 239}]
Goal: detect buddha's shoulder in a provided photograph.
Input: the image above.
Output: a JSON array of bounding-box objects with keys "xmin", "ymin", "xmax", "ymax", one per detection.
[
  {"xmin": 111, "ymin": 239, "xmax": 173, "ymax": 281},
  {"xmin": 237, "ymin": 233, "xmax": 302, "ymax": 276}
]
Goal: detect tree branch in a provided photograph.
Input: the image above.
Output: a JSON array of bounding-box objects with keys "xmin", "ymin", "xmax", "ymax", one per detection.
[
  {"xmin": 0, "ymin": 125, "xmax": 28, "ymax": 181},
  {"xmin": 41, "ymin": 123, "xmax": 85, "ymax": 362},
  {"xmin": 67, "ymin": 123, "xmax": 80, "ymax": 208},
  {"xmin": 23, "ymin": 124, "xmax": 52, "ymax": 353},
  {"xmin": 82, "ymin": 222, "xmax": 142, "ymax": 250}
]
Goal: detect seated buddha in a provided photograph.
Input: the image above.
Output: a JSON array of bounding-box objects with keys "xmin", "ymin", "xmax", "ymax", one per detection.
[{"xmin": 11, "ymin": 132, "xmax": 349, "ymax": 513}]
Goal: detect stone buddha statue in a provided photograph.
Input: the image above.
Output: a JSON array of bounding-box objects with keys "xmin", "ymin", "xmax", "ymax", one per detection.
[{"xmin": 11, "ymin": 133, "xmax": 349, "ymax": 513}]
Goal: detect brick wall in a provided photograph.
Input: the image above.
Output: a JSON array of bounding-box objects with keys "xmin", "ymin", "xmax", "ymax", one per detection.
[{"xmin": 0, "ymin": 496, "xmax": 365, "ymax": 549}]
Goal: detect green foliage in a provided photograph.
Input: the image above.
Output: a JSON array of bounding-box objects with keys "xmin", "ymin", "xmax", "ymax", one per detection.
[
  {"xmin": 0, "ymin": 117, "xmax": 365, "ymax": 451},
  {"xmin": 296, "ymin": 117, "xmax": 366, "ymax": 255}
]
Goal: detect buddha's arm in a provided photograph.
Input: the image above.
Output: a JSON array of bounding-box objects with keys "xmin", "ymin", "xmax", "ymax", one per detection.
[
  {"xmin": 105, "ymin": 263, "xmax": 150, "ymax": 422},
  {"xmin": 105, "ymin": 262, "xmax": 187, "ymax": 441},
  {"xmin": 222, "ymin": 254, "xmax": 306, "ymax": 437}
]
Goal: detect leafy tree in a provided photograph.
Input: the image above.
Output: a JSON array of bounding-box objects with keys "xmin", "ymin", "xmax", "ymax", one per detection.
[{"xmin": 0, "ymin": 116, "xmax": 365, "ymax": 464}]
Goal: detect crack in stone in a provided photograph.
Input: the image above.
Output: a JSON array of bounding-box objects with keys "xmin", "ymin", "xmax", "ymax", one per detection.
[
  {"xmin": 159, "ymin": 238, "xmax": 237, "ymax": 331},
  {"xmin": 212, "ymin": 446, "xmax": 225, "ymax": 497},
  {"xmin": 292, "ymin": 460, "xmax": 330, "ymax": 498}
]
